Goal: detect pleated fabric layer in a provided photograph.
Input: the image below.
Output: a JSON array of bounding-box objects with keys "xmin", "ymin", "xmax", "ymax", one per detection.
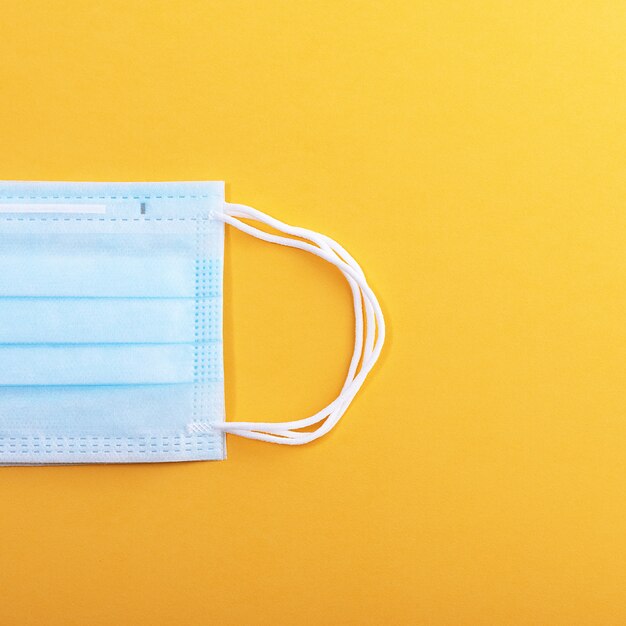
[{"xmin": 0, "ymin": 181, "xmax": 226, "ymax": 463}]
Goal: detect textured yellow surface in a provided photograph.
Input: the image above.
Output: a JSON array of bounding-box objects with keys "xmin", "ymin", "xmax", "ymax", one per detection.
[{"xmin": 1, "ymin": 1, "xmax": 626, "ymax": 624}]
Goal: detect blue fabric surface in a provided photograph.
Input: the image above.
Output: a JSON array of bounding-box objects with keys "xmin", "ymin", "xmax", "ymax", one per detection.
[{"xmin": 0, "ymin": 181, "xmax": 226, "ymax": 463}]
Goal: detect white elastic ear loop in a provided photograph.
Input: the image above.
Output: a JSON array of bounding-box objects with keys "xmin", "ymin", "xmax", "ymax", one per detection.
[
  {"xmin": 219, "ymin": 206, "xmax": 380, "ymax": 439},
  {"xmin": 222, "ymin": 204, "xmax": 373, "ymax": 432},
  {"xmin": 212, "ymin": 203, "xmax": 384, "ymax": 444},
  {"xmin": 211, "ymin": 203, "xmax": 385, "ymax": 444},
  {"xmin": 214, "ymin": 207, "xmax": 383, "ymax": 444}
]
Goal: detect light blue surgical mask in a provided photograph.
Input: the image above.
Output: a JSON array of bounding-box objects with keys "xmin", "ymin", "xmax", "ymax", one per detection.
[{"xmin": 0, "ymin": 181, "xmax": 384, "ymax": 464}]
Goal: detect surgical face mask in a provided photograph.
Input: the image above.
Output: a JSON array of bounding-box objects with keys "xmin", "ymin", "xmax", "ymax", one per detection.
[{"xmin": 0, "ymin": 181, "xmax": 384, "ymax": 464}]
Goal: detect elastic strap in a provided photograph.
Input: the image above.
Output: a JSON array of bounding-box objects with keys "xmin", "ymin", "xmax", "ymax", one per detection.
[{"xmin": 211, "ymin": 203, "xmax": 385, "ymax": 444}]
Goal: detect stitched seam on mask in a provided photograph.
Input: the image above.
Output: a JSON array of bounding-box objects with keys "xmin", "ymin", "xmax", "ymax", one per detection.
[
  {"xmin": 0, "ymin": 435, "xmax": 220, "ymax": 454},
  {"xmin": 0, "ymin": 217, "xmax": 213, "ymax": 222},
  {"xmin": 192, "ymin": 217, "xmax": 210, "ymax": 432},
  {"xmin": 193, "ymin": 220, "xmax": 200, "ymax": 426},
  {"xmin": 0, "ymin": 195, "xmax": 215, "ymax": 200},
  {"xmin": 200, "ymin": 219, "xmax": 209, "ymax": 422}
]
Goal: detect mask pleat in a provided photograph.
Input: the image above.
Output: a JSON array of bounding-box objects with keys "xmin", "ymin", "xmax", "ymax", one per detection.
[
  {"xmin": 0, "ymin": 382, "xmax": 223, "ymax": 437},
  {"xmin": 0, "ymin": 222, "xmax": 220, "ymax": 387},
  {"xmin": 0, "ymin": 297, "xmax": 220, "ymax": 344},
  {"xmin": 0, "ymin": 343, "xmax": 222, "ymax": 386},
  {"xmin": 0, "ymin": 255, "xmax": 200, "ymax": 298}
]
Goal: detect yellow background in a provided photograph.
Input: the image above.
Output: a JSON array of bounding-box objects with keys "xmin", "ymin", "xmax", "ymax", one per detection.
[{"xmin": 1, "ymin": 1, "xmax": 626, "ymax": 624}]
